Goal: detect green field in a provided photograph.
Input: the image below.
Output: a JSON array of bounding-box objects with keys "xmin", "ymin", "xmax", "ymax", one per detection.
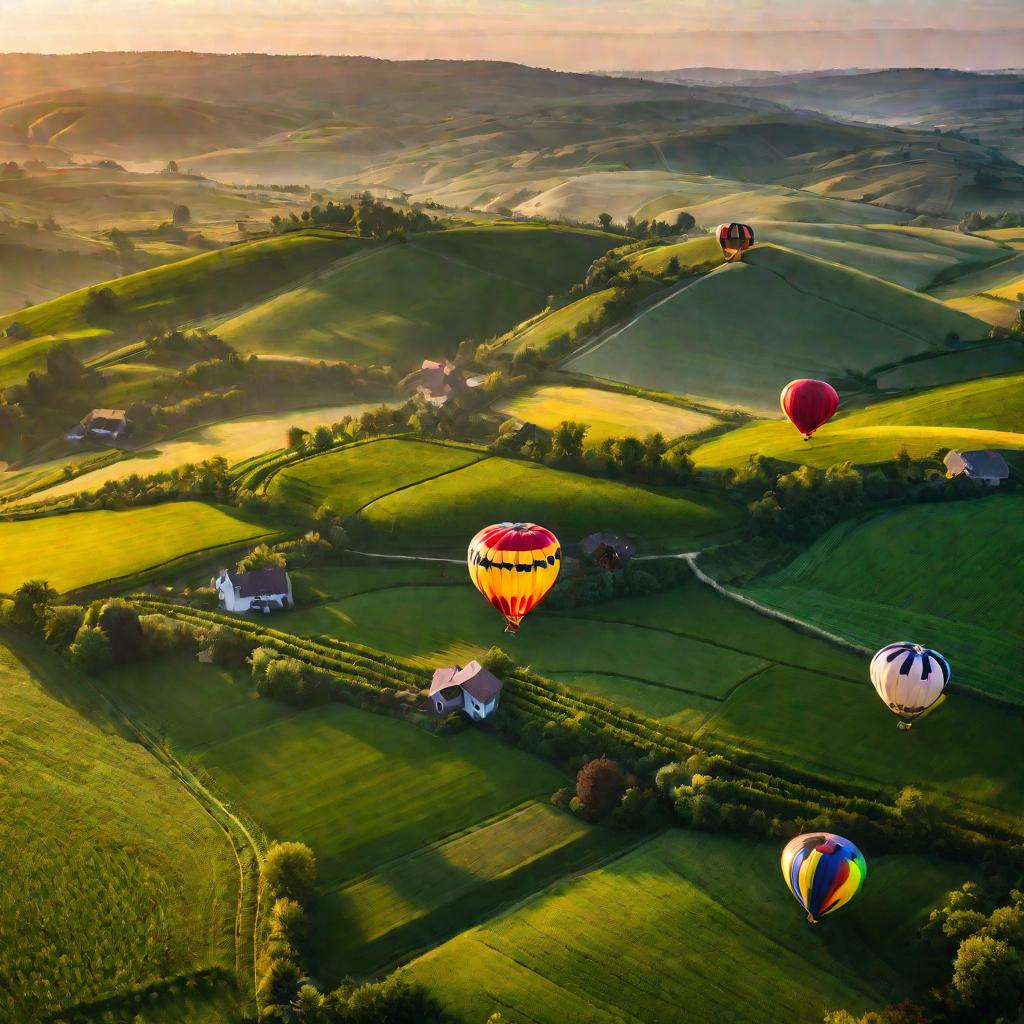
[
  {"xmin": 98, "ymin": 656, "xmax": 573, "ymax": 983},
  {"xmin": 692, "ymin": 371, "xmax": 1024, "ymax": 467},
  {"xmin": 493, "ymin": 384, "xmax": 719, "ymax": 444},
  {"xmin": 499, "ymin": 287, "xmax": 618, "ymax": 355},
  {"xmin": 405, "ymin": 829, "xmax": 974, "ymax": 1024},
  {"xmin": 566, "ymin": 245, "xmax": 986, "ymax": 413},
  {"xmin": 875, "ymin": 341, "xmax": 1024, "ymax": 389},
  {"xmin": 0, "ymin": 641, "xmax": 237, "ymax": 1022},
  {"xmin": 742, "ymin": 497, "xmax": 1024, "ymax": 702},
  {"xmin": 216, "ymin": 224, "xmax": 621, "ymax": 366},
  {"xmin": 0, "ymin": 230, "xmax": 365, "ymax": 386},
  {"xmin": 0, "ymin": 502, "xmax": 275, "ymax": 594},
  {"xmin": 624, "ymin": 234, "xmax": 724, "ymax": 275}
]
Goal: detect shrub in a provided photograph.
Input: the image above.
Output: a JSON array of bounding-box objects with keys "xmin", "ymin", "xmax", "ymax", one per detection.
[
  {"xmin": 69, "ymin": 624, "xmax": 112, "ymax": 672},
  {"xmin": 575, "ymin": 757, "xmax": 626, "ymax": 819},
  {"xmin": 259, "ymin": 657, "xmax": 306, "ymax": 701},
  {"xmin": 8, "ymin": 578, "xmax": 58, "ymax": 630},
  {"xmin": 334, "ymin": 976, "xmax": 451, "ymax": 1023},
  {"xmin": 952, "ymin": 934, "xmax": 1024, "ymax": 1012},
  {"xmin": 237, "ymin": 543, "xmax": 287, "ymax": 573},
  {"xmin": 263, "ymin": 841, "xmax": 317, "ymax": 904},
  {"xmin": 44, "ymin": 604, "xmax": 86, "ymax": 649},
  {"xmin": 256, "ymin": 957, "xmax": 302, "ymax": 1009},
  {"xmin": 481, "ymin": 646, "xmax": 516, "ymax": 678},
  {"xmin": 97, "ymin": 600, "xmax": 145, "ymax": 663}
]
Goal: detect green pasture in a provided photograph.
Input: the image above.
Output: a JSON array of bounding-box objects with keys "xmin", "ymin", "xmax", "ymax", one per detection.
[
  {"xmin": 876, "ymin": 342, "xmax": 1024, "ymax": 389},
  {"xmin": 405, "ymin": 829, "xmax": 974, "ymax": 1024},
  {"xmin": 0, "ymin": 641, "xmax": 236, "ymax": 1022},
  {"xmin": 499, "ymin": 287, "xmax": 617, "ymax": 355},
  {"xmin": 624, "ymin": 234, "xmax": 724, "ymax": 275},
  {"xmin": 0, "ymin": 502, "xmax": 275, "ymax": 594},
  {"xmin": 742, "ymin": 497, "xmax": 1024, "ymax": 702},
  {"xmin": 692, "ymin": 371, "xmax": 1024, "ymax": 467},
  {"xmin": 566, "ymin": 245, "xmax": 986, "ymax": 413},
  {"xmin": 216, "ymin": 224, "xmax": 620, "ymax": 367},
  {"xmin": 492, "ymin": 384, "xmax": 719, "ymax": 444}
]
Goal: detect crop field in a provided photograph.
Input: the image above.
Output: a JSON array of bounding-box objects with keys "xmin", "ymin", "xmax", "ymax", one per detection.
[
  {"xmin": 20, "ymin": 400, "xmax": 384, "ymax": 504},
  {"xmin": 691, "ymin": 371, "xmax": 1024, "ymax": 467},
  {"xmin": 405, "ymin": 829, "xmax": 975, "ymax": 1024},
  {"xmin": 492, "ymin": 384, "xmax": 718, "ymax": 444},
  {"xmin": 742, "ymin": 497, "xmax": 1024, "ymax": 703},
  {"xmin": 566, "ymin": 245, "xmax": 986, "ymax": 413},
  {"xmin": 0, "ymin": 642, "xmax": 236, "ymax": 1023},
  {"xmin": 0, "ymin": 230, "xmax": 365, "ymax": 385},
  {"xmin": 0, "ymin": 502, "xmax": 276, "ymax": 594},
  {"xmin": 215, "ymin": 224, "xmax": 620, "ymax": 366}
]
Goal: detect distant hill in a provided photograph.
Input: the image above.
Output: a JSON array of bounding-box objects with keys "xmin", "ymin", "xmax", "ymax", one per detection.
[{"xmin": 564, "ymin": 243, "xmax": 989, "ymax": 412}]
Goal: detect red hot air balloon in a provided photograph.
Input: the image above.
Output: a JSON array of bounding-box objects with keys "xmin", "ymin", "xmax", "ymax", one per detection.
[
  {"xmin": 780, "ymin": 379, "xmax": 839, "ymax": 440},
  {"xmin": 716, "ymin": 223, "xmax": 755, "ymax": 262}
]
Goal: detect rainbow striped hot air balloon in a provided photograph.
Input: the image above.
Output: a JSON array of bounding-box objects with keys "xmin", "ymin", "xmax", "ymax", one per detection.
[
  {"xmin": 780, "ymin": 833, "xmax": 866, "ymax": 925},
  {"xmin": 467, "ymin": 523, "xmax": 561, "ymax": 634}
]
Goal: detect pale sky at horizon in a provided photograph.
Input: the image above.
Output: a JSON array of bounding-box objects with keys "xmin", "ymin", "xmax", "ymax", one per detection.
[{"xmin": 1, "ymin": 0, "xmax": 1023, "ymax": 71}]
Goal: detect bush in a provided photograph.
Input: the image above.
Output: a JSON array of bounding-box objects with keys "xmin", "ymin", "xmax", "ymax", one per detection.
[
  {"xmin": 69, "ymin": 624, "xmax": 112, "ymax": 673},
  {"xmin": 258, "ymin": 657, "xmax": 306, "ymax": 701},
  {"xmin": 952, "ymin": 934, "xmax": 1024, "ymax": 1013},
  {"xmin": 481, "ymin": 646, "xmax": 516, "ymax": 678},
  {"xmin": 332, "ymin": 975, "xmax": 451, "ymax": 1024},
  {"xmin": 44, "ymin": 604, "xmax": 86, "ymax": 649},
  {"xmin": 262, "ymin": 841, "xmax": 317, "ymax": 904},
  {"xmin": 575, "ymin": 757, "xmax": 626, "ymax": 819},
  {"xmin": 256, "ymin": 957, "xmax": 302, "ymax": 1009},
  {"xmin": 237, "ymin": 543, "xmax": 286, "ymax": 573},
  {"xmin": 97, "ymin": 600, "xmax": 145, "ymax": 663}
]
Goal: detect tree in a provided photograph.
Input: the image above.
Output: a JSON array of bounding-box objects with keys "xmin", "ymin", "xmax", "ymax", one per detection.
[
  {"xmin": 164, "ymin": 159, "xmax": 179, "ymax": 174},
  {"xmin": 172, "ymin": 204, "xmax": 191, "ymax": 226},
  {"xmin": 257, "ymin": 957, "xmax": 302, "ymax": 1008},
  {"xmin": 269, "ymin": 897, "xmax": 308, "ymax": 948},
  {"xmin": 666, "ymin": 255, "xmax": 681, "ymax": 276},
  {"xmin": 287, "ymin": 425, "xmax": 308, "ymax": 448},
  {"xmin": 576, "ymin": 757, "xmax": 626, "ymax": 819},
  {"xmin": 331, "ymin": 976, "xmax": 450, "ymax": 1024},
  {"xmin": 481, "ymin": 646, "xmax": 515, "ymax": 678},
  {"xmin": 44, "ymin": 604, "xmax": 86, "ymax": 649},
  {"xmin": 598, "ymin": 212, "xmax": 613, "ymax": 230},
  {"xmin": 237, "ymin": 543, "xmax": 286, "ymax": 573},
  {"xmin": 69, "ymin": 624, "xmax": 112, "ymax": 673},
  {"xmin": 551, "ymin": 420, "xmax": 587, "ymax": 461},
  {"xmin": 312, "ymin": 425, "xmax": 334, "ymax": 451},
  {"xmin": 674, "ymin": 211, "xmax": 696, "ymax": 232},
  {"xmin": 263, "ymin": 841, "xmax": 317, "ymax": 903},
  {"xmin": 97, "ymin": 600, "xmax": 145, "ymax": 663},
  {"xmin": 9, "ymin": 578, "xmax": 58, "ymax": 629},
  {"xmin": 952, "ymin": 934, "xmax": 1024, "ymax": 1014},
  {"xmin": 83, "ymin": 286, "xmax": 119, "ymax": 321},
  {"xmin": 613, "ymin": 436, "xmax": 645, "ymax": 476}
]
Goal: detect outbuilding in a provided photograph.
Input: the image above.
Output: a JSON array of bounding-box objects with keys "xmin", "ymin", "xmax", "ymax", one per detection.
[
  {"xmin": 212, "ymin": 567, "xmax": 293, "ymax": 614},
  {"xmin": 65, "ymin": 408, "xmax": 129, "ymax": 445},
  {"xmin": 580, "ymin": 531, "xmax": 636, "ymax": 569},
  {"xmin": 943, "ymin": 449, "xmax": 1010, "ymax": 486},
  {"xmin": 429, "ymin": 661, "xmax": 503, "ymax": 720}
]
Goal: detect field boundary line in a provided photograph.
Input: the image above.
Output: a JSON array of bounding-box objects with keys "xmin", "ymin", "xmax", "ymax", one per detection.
[
  {"xmin": 350, "ymin": 453, "xmax": 492, "ymax": 517},
  {"xmin": 344, "ymin": 549, "xmax": 466, "ymax": 565},
  {"xmin": 544, "ymin": 667, "xmax": 727, "ymax": 702}
]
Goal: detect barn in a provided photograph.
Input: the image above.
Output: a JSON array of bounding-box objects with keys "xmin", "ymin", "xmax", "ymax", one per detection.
[{"xmin": 429, "ymin": 661, "xmax": 503, "ymax": 720}]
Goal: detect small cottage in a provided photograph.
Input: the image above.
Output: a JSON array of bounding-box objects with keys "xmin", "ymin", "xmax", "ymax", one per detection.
[
  {"xmin": 943, "ymin": 449, "xmax": 1010, "ymax": 486},
  {"xmin": 580, "ymin": 531, "xmax": 636, "ymax": 570},
  {"xmin": 429, "ymin": 661, "xmax": 503, "ymax": 720},
  {"xmin": 65, "ymin": 408, "xmax": 129, "ymax": 444},
  {"xmin": 402, "ymin": 359, "xmax": 480, "ymax": 407},
  {"xmin": 212, "ymin": 567, "xmax": 293, "ymax": 614}
]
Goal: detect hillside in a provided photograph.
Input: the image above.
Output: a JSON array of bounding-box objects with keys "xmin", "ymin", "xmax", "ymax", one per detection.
[
  {"xmin": 743, "ymin": 496, "xmax": 1024, "ymax": 701},
  {"xmin": 565, "ymin": 244, "xmax": 988, "ymax": 413},
  {"xmin": 692, "ymin": 370, "xmax": 1024, "ymax": 467},
  {"xmin": 216, "ymin": 224, "xmax": 622, "ymax": 366}
]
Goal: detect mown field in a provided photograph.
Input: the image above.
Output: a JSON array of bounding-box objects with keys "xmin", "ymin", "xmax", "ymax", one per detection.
[
  {"xmin": 492, "ymin": 384, "xmax": 719, "ymax": 444},
  {"xmin": 0, "ymin": 641, "xmax": 237, "ymax": 1023},
  {"xmin": 98, "ymin": 657, "xmax": 592, "ymax": 983},
  {"xmin": 566, "ymin": 245, "xmax": 986, "ymax": 413},
  {"xmin": 282, "ymin": 569, "xmax": 1024, "ymax": 816},
  {"xmin": 0, "ymin": 230, "xmax": 365, "ymax": 385},
  {"xmin": 692, "ymin": 370, "xmax": 1024, "ymax": 467},
  {"xmin": 216, "ymin": 224, "xmax": 621, "ymax": 367},
  {"xmin": 405, "ymin": 829, "xmax": 975, "ymax": 1024},
  {"xmin": 0, "ymin": 502, "xmax": 276, "ymax": 594},
  {"xmin": 742, "ymin": 496, "xmax": 1024, "ymax": 703}
]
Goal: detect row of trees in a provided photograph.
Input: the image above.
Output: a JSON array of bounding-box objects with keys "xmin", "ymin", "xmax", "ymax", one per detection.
[
  {"xmin": 271, "ymin": 195, "xmax": 440, "ymax": 240},
  {"xmin": 959, "ymin": 210, "xmax": 1024, "ymax": 232}
]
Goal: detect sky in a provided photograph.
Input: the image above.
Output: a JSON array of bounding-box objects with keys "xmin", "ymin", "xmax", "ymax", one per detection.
[{"xmin": 1, "ymin": 0, "xmax": 1023, "ymax": 71}]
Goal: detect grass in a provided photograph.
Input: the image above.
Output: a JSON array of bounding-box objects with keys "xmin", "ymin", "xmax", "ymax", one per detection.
[
  {"xmin": 742, "ymin": 497, "xmax": 1024, "ymax": 702},
  {"xmin": 0, "ymin": 502, "xmax": 275, "ymax": 594},
  {"xmin": 0, "ymin": 230, "xmax": 365, "ymax": 386},
  {"xmin": 624, "ymin": 234, "xmax": 724, "ymax": 275},
  {"xmin": 216, "ymin": 225, "xmax": 620, "ymax": 367},
  {"xmin": 0, "ymin": 640, "xmax": 236, "ymax": 1022},
  {"xmin": 98, "ymin": 657, "xmax": 570, "ymax": 984},
  {"xmin": 21, "ymin": 400, "xmax": 384, "ymax": 504},
  {"xmin": 876, "ymin": 342, "xmax": 1024, "ymax": 389},
  {"xmin": 691, "ymin": 371, "xmax": 1024, "ymax": 467},
  {"xmin": 492, "ymin": 384, "xmax": 718, "ymax": 444},
  {"xmin": 499, "ymin": 287, "xmax": 618, "ymax": 355},
  {"xmin": 404, "ymin": 829, "xmax": 975, "ymax": 1024},
  {"xmin": 566, "ymin": 245, "xmax": 986, "ymax": 413}
]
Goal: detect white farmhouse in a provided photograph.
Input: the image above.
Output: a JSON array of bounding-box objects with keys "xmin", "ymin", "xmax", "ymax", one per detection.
[
  {"xmin": 429, "ymin": 661, "xmax": 503, "ymax": 720},
  {"xmin": 212, "ymin": 567, "xmax": 293, "ymax": 613},
  {"xmin": 943, "ymin": 449, "xmax": 1010, "ymax": 486}
]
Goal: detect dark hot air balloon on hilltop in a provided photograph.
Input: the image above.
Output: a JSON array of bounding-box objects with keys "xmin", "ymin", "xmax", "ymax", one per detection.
[{"xmin": 716, "ymin": 222, "xmax": 755, "ymax": 262}]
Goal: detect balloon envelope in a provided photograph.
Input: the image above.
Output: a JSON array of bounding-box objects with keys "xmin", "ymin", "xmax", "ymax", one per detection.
[
  {"xmin": 467, "ymin": 522, "xmax": 561, "ymax": 633},
  {"xmin": 781, "ymin": 832, "xmax": 866, "ymax": 924},
  {"xmin": 780, "ymin": 378, "xmax": 839, "ymax": 438},
  {"xmin": 716, "ymin": 222, "xmax": 755, "ymax": 261},
  {"xmin": 870, "ymin": 642, "xmax": 950, "ymax": 725}
]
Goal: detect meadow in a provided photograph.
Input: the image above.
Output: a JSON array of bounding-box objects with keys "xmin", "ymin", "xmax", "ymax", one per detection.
[
  {"xmin": 215, "ymin": 224, "xmax": 620, "ymax": 367},
  {"xmin": 0, "ymin": 502, "xmax": 276, "ymax": 594},
  {"xmin": 492, "ymin": 384, "xmax": 719, "ymax": 444},
  {"xmin": 404, "ymin": 829, "xmax": 975, "ymax": 1024},
  {"xmin": 691, "ymin": 370, "xmax": 1024, "ymax": 467},
  {"xmin": 742, "ymin": 497, "xmax": 1024, "ymax": 702},
  {"xmin": 0, "ymin": 641, "xmax": 237, "ymax": 1023},
  {"xmin": 566, "ymin": 245, "xmax": 985, "ymax": 413}
]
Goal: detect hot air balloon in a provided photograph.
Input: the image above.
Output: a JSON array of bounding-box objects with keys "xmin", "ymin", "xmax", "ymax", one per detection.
[
  {"xmin": 716, "ymin": 222, "xmax": 755, "ymax": 262},
  {"xmin": 781, "ymin": 833, "xmax": 866, "ymax": 925},
  {"xmin": 870, "ymin": 642, "xmax": 950, "ymax": 730},
  {"xmin": 780, "ymin": 379, "xmax": 839, "ymax": 440},
  {"xmin": 468, "ymin": 522, "xmax": 561, "ymax": 634}
]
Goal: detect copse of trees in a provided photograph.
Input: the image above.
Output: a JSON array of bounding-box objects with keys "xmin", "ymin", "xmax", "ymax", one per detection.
[
  {"xmin": 271, "ymin": 193, "xmax": 440, "ymax": 240},
  {"xmin": 594, "ymin": 209, "xmax": 696, "ymax": 238},
  {"xmin": 959, "ymin": 210, "xmax": 1024, "ymax": 232}
]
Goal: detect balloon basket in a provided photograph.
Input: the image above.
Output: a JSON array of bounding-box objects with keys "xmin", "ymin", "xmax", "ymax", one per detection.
[
  {"xmin": 897, "ymin": 721, "xmax": 912, "ymax": 731},
  {"xmin": 805, "ymin": 913, "xmax": 819, "ymax": 926}
]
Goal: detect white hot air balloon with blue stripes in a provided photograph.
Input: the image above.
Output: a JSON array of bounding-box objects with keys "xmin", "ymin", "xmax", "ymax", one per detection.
[{"xmin": 869, "ymin": 642, "xmax": 951, "ymax": 730}]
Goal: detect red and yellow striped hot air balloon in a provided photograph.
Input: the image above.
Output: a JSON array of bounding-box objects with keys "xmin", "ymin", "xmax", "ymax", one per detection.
[
  {"xmin": 467, "ymin": 522, "xmax": 561, "ymax": 633},
  {"xmin": 716, "ymin": 222, "xmax": 755, "ymax": 262}
]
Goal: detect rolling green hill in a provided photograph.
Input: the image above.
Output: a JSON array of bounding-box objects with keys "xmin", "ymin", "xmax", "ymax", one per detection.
[
  {"xmin": 0, "ymin": 641, "xmax": 237, "ymax": 1022},
  {"xmin": 215, "ymin": 224, "xmax": 622, "ymax": 367},
  {"xmin": 742, "ymin": 496, "xmax": 1024, "ymax": 701},
  {"xmin": 405, "ymin": 829, "xmax": 974, "ymax": 1024},
  {"xmin": 692, "ymin": 370, "xmax": 1024, "ymax": 467},
  {"xmin": 0, "ymin": 230, "xmax": 366, "ymax": 385},
  {"xmin": 565, "ymin": 244, "xmax": 988, "ymax": 413}
]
